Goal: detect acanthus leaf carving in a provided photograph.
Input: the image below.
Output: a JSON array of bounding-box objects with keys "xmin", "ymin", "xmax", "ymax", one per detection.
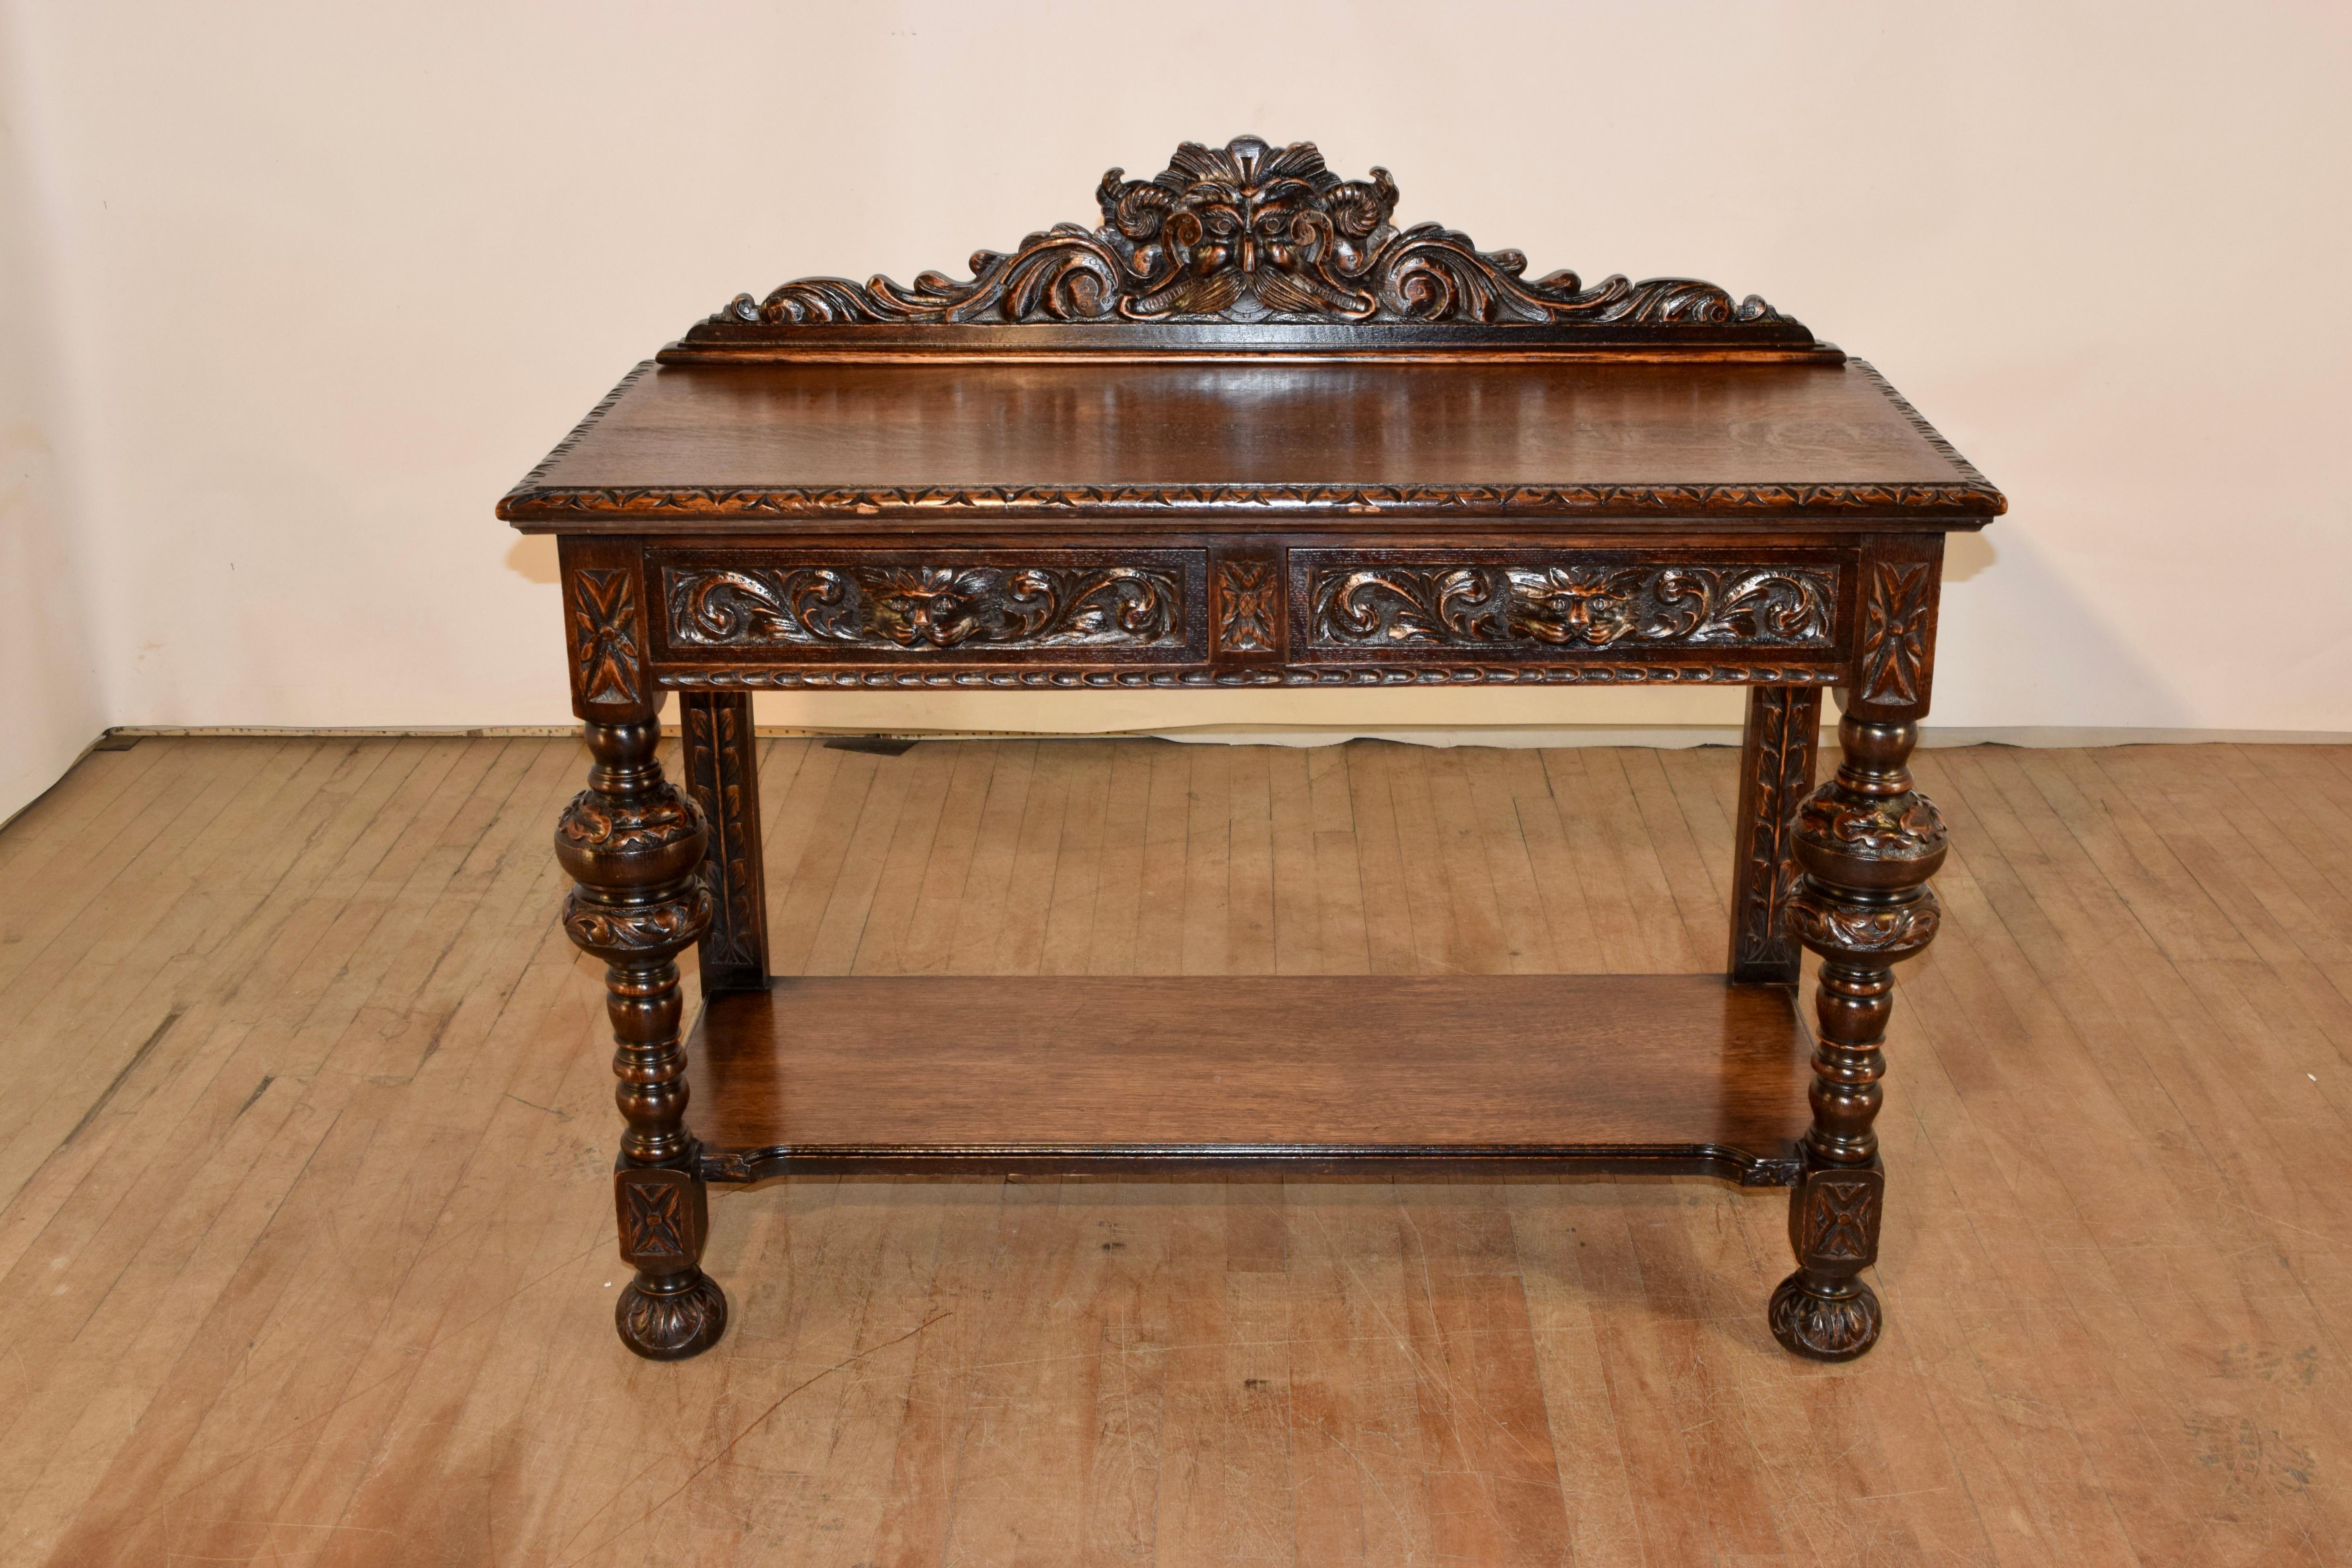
[
  {"xmin": 1310, "ymin": 564, "xmax": 1833, "ymax": 650},
  {"xmin": 616, "ymin": 1273, "xmax": 728, "ymax": 1359},
  {"xmin": 714, "ymin": 136, "xmax": 1798, "ymax": 331},
  {"xmin": 1768, "ymin": 1278, "xmax": 1881, "ymax": 1360}
]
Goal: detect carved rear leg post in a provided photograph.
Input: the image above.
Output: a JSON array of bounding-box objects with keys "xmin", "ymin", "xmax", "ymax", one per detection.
[
  {"xmin": 557, "ymin": 544, "xmax": 727, "ymax": 1360},
  {"xmin": 1728, "ymin": 685, "xmax": 1822, "ymax": 985},
  {"xmin": 1772, "ymin": 545, "xmax": 1945, "ymax": 1361},
  {"xmin": 679, "ymin": 690, "xmax": 771, "ymax": 996}
]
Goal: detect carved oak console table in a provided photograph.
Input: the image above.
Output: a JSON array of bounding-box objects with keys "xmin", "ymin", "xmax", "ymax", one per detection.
[{"xmin": 501, "ymin": 137, "xmax": 2001, "ymax": 1364}]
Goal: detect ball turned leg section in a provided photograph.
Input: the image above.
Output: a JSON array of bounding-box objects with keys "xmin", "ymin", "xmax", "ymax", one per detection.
[
  {"xmin": 1773, "ymin": 716, "xmax": 1945, "ymax": 1361},
  {"xmin": 557, "ymin": 716, "xmax": 728, "ymax": 1361}
]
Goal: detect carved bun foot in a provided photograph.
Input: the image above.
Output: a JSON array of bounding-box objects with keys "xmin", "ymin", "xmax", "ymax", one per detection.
[
  {"xmin": 616, "ymin": 1271, "xmax": 728, "ymax": 1361},
  {"xmin": 1769, "ymin": 1272, "xmax": 1881, "ymax": 1362}
]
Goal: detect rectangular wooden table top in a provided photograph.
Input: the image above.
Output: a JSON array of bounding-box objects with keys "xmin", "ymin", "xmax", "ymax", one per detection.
[{"xmin": 502, "ymin": 356, "xmax": 2000, "ymax": 531}]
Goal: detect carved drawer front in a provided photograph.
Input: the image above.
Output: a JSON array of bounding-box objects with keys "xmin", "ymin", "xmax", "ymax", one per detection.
[
  {"xmin": 653, "ymin": 549, "xmax": 1210, "ymax": 672},
  {"xmin": 1289, "ymin": 550, "xmax": 1848, "ymax": 669}
]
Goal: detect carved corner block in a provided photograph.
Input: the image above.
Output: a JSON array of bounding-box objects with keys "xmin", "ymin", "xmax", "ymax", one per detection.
[
  {"xmin": 617, "ymin": 1163, "xmax": 710, "ymax": 1273},
  {"xmin": 558, "ymin": 539, "xmax": 655, "ymax": 722},
  {"xmin": 614, "ymin": 1164, "xmax": 725, "ymax": 1360},
  {"xmin": 1844, "ymin": 539, "xmax": 1943, "ymax": 723},
  {"xmin": 1771, "ymin": 1160, "xmax": 1886, "ymax": 1362},
  {"xmin": 1788, "ymin": 1161, "xmax": 1883, "ymax": 1273}
]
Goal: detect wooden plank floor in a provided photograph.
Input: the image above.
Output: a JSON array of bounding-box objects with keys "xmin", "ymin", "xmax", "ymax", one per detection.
[{"xmin": 1, "ymin": 733, "xmax": 2348, "ymax": 1565}]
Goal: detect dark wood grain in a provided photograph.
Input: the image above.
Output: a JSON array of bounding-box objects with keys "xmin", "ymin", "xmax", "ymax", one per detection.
[
  {"xmin": 685, "ymin": 974, "xmax": 1809, "ymax": 1179},
  {"xmin": 675, "ymin": 135, "xmax": 1817, "ymax": 346},
  {"xmin": 1727, "ymin": 685, "xmax": 1822, "ymax": 984},
  {"xmin": 517, "ymin": 134, "xmax": 1999, "ymax": 1362},
  {"xmin": 677, "ymin": 690, "xmax": 769, "ymax": 992},
  {"xmin": 504, "ymin": 358, "xmax": 1999, "ymax": 527},
  {"xmin": 554, "ymin": 710, "xmax": 728, "ymax": 1359}
]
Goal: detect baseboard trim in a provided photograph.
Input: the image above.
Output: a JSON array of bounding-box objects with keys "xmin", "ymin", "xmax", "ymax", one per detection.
[{"xmin": 94, "ymin": 723, "xmax": 2352, "ymax": 750}]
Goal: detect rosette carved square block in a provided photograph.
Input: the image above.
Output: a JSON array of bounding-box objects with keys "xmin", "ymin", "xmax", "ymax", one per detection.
[{"xmin": 1215, "ymin": 559, "xmax": 1280, "ymax": 656}]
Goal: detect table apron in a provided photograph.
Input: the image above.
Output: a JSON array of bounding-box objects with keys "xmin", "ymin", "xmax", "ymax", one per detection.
[{"xmin": 637, "ymin": 537, "xmax": 1862, "ymax": 688}]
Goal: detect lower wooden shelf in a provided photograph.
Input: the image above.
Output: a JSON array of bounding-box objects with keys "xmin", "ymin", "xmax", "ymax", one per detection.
[{"xmin": 686, "ymin": 974, "xmax": 1812, "ymax": 1186}]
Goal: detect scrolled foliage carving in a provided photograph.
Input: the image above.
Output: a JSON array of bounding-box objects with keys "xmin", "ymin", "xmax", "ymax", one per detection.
[
  {"xmin": 714, "ymin": 135, "xmax": 1793, "ymax": 329},
  {"xmin": 558, "ymin": 790, "xmax": 700, "ymax": 852},
  {"xmin": 562, "ymin": 880, "xmax": 714, "ymax": 956},
  {"xmin": 1790, "ymin": 891, "xmax": 1941, "ymax": 957},
  {"xmin": 1310, "ymin": 564, "xmax": 1833, "ymax": 650},
  {"xmin": 666, "ymin": 564, "xmax": 1184, "ymax": 651},
  {"xmin": 1796, "ymin": 792, "xmax": 1947, "ymax": 862}
]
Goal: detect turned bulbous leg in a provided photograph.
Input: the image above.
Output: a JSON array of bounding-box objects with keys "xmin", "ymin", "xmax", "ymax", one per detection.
[
  {"xmin": 1773, "ymin": 714, "xmax": 1945, "ymax": 1361},
  {"xmin": 558, "ymin": 714, "xmax": 728, "ymax": 1360}
]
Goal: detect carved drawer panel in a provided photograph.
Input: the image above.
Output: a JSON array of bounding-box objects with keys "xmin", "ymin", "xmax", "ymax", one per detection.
[
  {"xmin": 1288, "ymin": 550, "xmax": 1847, "ymax": 667},
  {"xmin": 652, "ymin": 549, "xmax": 1209, "ymax": 668}
]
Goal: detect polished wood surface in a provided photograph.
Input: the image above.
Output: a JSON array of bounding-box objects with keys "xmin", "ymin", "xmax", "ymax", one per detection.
[
  {"xmin": 671, "ymin": 135, "xmax": 1829, "ymax": 354},
  {"xmin": 510, "ymin": 358, "xmax": 1980, "ymax": 511},
  {"xmin": 686, "ymin": 974, "xmax": 1809, "ymax": 1172},
  {"xmin": 6, "ymin": 733, "xmax": 2350, "ymax": 1562},
  {"xmin": 516, "ymin": 134, "xmax": 1998, "ymax": 1362}
]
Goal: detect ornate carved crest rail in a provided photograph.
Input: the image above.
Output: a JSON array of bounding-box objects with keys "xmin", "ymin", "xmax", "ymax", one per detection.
[{"xmin": 504, "ymin": 135, "xmax": 2002, "ymax": 1366}]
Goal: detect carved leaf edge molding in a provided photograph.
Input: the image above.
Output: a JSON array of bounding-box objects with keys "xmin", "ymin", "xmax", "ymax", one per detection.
[
  {"xmin": 504, "ymin": 361, "xmax": 656, "ymax": 511},
  {"xmin": 1847, "ymin": 360, "xmax": 2005, "ymax": 510},
  {"xmin": 657, "ymin": 665, "xmax": 1841, "ymax": 691},
  {"xmin": 505, "ymin": 477, "xmax": 2003, "ymax": 521},
  {"xmin": 700, "ymin": 135, "xmax": 1800, "ymax": 331}
]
